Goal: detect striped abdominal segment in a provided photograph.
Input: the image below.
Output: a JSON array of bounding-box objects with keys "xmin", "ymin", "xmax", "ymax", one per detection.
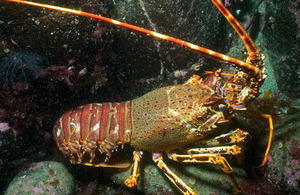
[{"xmin": 53, "ymin": 101, "xmax": 133, "ymax": 167}]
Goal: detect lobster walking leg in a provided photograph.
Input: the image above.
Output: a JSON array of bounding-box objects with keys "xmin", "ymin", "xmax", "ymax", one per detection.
[
  {"xmin": 259, "ymin": 113, "xmax": 273, "ymax": 167},
  {"xmin": 168, "ymin": 153, "xmax": 242, "ymax": 193},
  {"xmin": 193, "ymin": 128, "xmax": 249, "ymax": 147},
  {"xmin": 124, "ymin": 151, "xmax": 143, "ymax": 188},
  {"xmin": 187, "ymin": 145, "xmax": 242, "ymax": 156},
  {"xmin": 152, "ymin": 152, "xmax": 197, "ymax": 195},
  {"xmin": 247, "ymin": 111, "xmax": 274, "ymax": 167}
]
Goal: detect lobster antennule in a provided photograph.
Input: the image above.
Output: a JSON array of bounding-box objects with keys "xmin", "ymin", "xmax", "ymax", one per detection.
[{"xmin": 5, "ymin": 0, "xmax": 260, "ymax": 75}]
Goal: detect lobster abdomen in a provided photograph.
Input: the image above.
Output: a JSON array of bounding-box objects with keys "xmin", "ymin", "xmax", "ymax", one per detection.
[{"xmin": 53, "ymin": 102, "xmax": 132, "ymax": 167}]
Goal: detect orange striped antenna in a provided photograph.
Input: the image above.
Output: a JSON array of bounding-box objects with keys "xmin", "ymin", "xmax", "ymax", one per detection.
[
  {"xmin": 211, "ymin": 0, "xmax": 261, "ymax": 63},
  {"xmin": 6, "ymin": 0, "xmax": 260, "ymax": 74}
]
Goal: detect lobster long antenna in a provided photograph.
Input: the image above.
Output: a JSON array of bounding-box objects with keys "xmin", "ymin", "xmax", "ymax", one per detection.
[
  {"xmin": 6, "ymin": 0, "xmax": 260, "ymax": 74},
  {"xmin": 211, "ymin": 0, "xmax": 261, "ymax": 63}
]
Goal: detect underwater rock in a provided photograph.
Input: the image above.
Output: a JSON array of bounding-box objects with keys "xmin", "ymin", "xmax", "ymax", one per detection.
[
  {"xmin": 113, "ymin": 0, "xmax": 223, "ymax": 80},
  {"xmin": 5, "ymin": 161, "xmax": 74, "ymax": 195},
  {"xmin": 260, "ymin": 0, "xmax": 300, "ymax": 96}
]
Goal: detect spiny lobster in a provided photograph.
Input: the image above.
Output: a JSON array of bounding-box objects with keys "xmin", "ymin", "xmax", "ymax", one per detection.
[{"xmin": 6, "ymin": 0, "xmax": 274, "ymax": 194}]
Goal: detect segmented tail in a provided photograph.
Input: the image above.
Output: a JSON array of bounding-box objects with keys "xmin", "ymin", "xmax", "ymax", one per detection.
[{"xmin": 53, "ymin": 102, "xmax": 132, "ymax": 167}]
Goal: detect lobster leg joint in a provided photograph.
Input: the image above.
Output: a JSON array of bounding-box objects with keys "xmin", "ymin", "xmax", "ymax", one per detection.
[
  {"xmin": 124, "ymin": 150, "xmax": 143, "ymax": 188},
  {"xmin": 152, "ymin": 152, "xmax": 197, "ymax": 195},
  {"xmin": 169, "ymin": 153, "xmax": 242, "ymax": 193}
]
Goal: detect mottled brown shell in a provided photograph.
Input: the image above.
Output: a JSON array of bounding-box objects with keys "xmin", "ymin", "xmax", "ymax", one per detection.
[{"xmin": 130, "ymin": 80, "xmax": 225, "ymax": 151}]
